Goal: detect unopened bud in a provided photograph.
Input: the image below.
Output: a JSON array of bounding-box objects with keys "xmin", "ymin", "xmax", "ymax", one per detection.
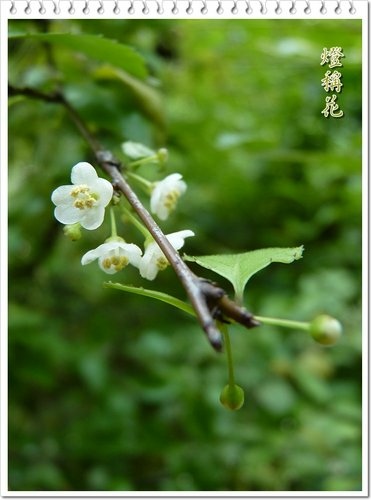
[
  {"xmin": 219, "ymin": 384, "xmax": 245, "ymax": 410},
  {"xmin": 157, "ymin": 148, "xmax": 168, "ymax": 164},
  {"xmin": 112, "ymin": 192, "xmax": 121, "ymax": 205},
  {"xmin": 310, "ymin": 314, "xmax": 342, "ymax": 346},
  {"xmin": 63, "ymin": 223, "xmax": 82, "ymax": 241}
]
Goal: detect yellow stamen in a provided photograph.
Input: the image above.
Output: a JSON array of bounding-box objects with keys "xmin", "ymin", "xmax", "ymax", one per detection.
[
  {"xmin": 70, "ymin": 184, "xmax": 99, "ymax": 210},
  {"xmin": 102, "ymin": 255, "xmax": 129, "ymax": 272},
  {"xmin": 156, "ymin": 256, "xmax": 169, "ymax": 271},
  {"xmin": 102, "ymin": 258, "xmax": 111, "ymax": 269},
  {"xmin": 114, "ymin": 255, "xmax": 129, "ymax": 272},
  {"xmin": 163, "ymin": 190, "xmax": 180, "ymax": 210}
]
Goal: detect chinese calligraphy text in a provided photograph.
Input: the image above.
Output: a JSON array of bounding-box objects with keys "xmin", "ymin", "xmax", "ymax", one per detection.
[{"xmin": 320, "ymin": 47, "xmax": 344, "ymax": 118}]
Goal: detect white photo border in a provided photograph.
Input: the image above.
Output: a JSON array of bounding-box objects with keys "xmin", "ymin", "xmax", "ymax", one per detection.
[{"xmin": 1, "ymin": 0, "xmax": 369, "ymax": 497}]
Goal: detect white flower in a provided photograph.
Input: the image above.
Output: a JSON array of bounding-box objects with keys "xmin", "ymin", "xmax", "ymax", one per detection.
[
  {"xmin": 150, "ymin": 173, "xmax": 187, "ymax": 220},
  {"xmin": 51, "ymin": 162, "xmax": 113, "ymax": 230},
  {"xmin": 139, "ymin": 230, "xmax": 195, "ymax": 280},
  {"xmin": 81, "ymin": 238, "xmax": 142, "ymax": 275}
]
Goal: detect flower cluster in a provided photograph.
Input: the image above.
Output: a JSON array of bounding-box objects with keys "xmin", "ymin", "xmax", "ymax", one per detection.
[{"xmin": 51, "ymin": 161, "xmax": 192, "ymax": 281}]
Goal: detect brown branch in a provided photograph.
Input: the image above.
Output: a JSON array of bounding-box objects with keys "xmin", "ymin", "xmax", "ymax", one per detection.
[
  {"xmin": 9, "ymin": 83, "xmax": 260, "ymax": 351},
  {"xmin": 95, "ymin": 151, "xmax": 225, "ymax": 350}
]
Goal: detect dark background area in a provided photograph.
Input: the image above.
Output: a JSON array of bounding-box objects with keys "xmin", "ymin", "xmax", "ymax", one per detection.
[{"xmin": 8, "ymin": 19, "xmax": 362, "ymax": 491}]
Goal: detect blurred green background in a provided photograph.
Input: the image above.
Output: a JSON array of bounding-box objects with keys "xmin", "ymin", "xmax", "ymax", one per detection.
[{"xmin": 8, "ymin": 18, "xmax": 362, "ymax": 491}]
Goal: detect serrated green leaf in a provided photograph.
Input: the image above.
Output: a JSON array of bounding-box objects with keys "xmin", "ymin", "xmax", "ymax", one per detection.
[
  {"xmin": 184, "ymin": 246, "xmax": 304, "ymax": 301},
  {"xmin": 10, "ymin": 33, "xmax": 148, "ymax": 79},
  {"xmin": 104, "ymin": 282, "xmax": 195, "ymax": 316}
]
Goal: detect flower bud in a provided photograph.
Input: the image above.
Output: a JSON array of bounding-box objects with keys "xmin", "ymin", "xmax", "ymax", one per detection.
[
  {"xmin": 63, "ymin": 223, "xmax": 82, "ymax": 241},
  {"xmin": 157, "ymin": 148, "xmax": 168, "ymax": 164},
  {"xmin": 310, "ymin": 314, "xmax": 342, "ymax": 346},
  {"xmin": 219, "ymin": 384, "xmax": 245, "ymax": 410},
  {"xmin": 112, "ymin": 192, "xmax": 121, "ymax": 205}
]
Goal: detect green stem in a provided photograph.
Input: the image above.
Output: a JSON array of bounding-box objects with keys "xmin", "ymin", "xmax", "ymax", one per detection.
[
  {"xmin": 234, "ymin": 290, "xmax": 244, "ymax": 307},
  {"xmin": 121, "ymin": 206, "xmax": 152, "ymax": 240},
  {"xmin": 110, "ymin": 207, "xmax": 118, "ymax": 238},
  {"xmin": 129, "ymin": 155, "xmax": 159, "ymax": 169},
  {"xmin": 255, "ymin": 315, "xmax": 310, "ymax": 331},
  {"xmin": 220, "ymin": 325, "xmax": 235, "ymax": 387},
  {"xmin": 127, "ymin": 171, "xmax": 153, "ymax": 194}
]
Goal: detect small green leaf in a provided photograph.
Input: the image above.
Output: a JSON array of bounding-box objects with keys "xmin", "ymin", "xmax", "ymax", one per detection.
[
  {"xmin": 10, "ymin": 33, "xmax": 148, "ymax": 79},
  {"xmin": 184, "ymin": 246, "xmax": 304, "ymax": 301},
  {"xmin": 104, "ymin": 282, "xmax": 195, "ymax": 316}
]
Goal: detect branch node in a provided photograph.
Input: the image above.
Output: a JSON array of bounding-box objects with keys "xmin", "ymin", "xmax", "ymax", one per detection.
[{"xmin": 96, "ymin": 150, "xmax": 122, "ymax": 170}]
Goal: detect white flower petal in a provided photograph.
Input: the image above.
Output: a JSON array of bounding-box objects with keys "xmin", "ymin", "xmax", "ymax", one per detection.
[
  {"xmin": 97, "ymin": 259, "xmax": 119, "ymax": 274},
  {"xmin": 54, "ymin": 205, "xmax": 82, "ymax": 225},
  {"xmin": 80, "ymin": 206, "xmax": 106, "ymax": 230},
  {"xmin": 150, "ymin": 187, "xmax": 162, "ymax": 215},
  {"xmin": 90, "ymin": 178, "xmax": 114, "ymax": 206},
  {"xmin": 71, "ymin": 162, "xmax": 98, "ymax": 185},
  {"xmin": 140, "ymin": 266, "xmax": 158, "ymax": 281},
  {"xmin": 101, "ymin": 241, "xmax": 122, "ymax": 252},
  {"xmin": 167, "ymin": 230, "xmax": 195, "ymax": 250},
  {"xmin": 139, "ymin": 248, "xmax": 159, "ymax": 280},
  {"xmin": 116, "ymin": 242, "xmax": 142, "ymax": 268},
  {"xmin": 163, "ymin": 173, "xmax": 184, "ymax": 184},
  {"xmin": 154, "ymin": 203, "xmax": 169, "ymax": 221},
  {"xmin": 51, "ymin": 185, "xmax": 74, "ymax": 205},
  {"xmin": 81, "ymin": 246, "xmax": 106, "ymax": 265}
]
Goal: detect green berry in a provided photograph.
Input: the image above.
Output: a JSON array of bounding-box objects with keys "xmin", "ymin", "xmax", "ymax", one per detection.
[
  {"xmin": 219, "ymin": 384, "xmax": 245, "ymax": 410},
  {"xmin": 310, "ymin": 314, "xmax": 342, "ymax": 346}
]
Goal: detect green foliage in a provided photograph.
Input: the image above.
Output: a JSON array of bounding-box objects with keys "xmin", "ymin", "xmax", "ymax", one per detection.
[
  {"xmin": 10, "ymin": 33, "xmax": 148, "ymax": 79},
  {"xmin": 8, "ymin": 18, "xmax": 362, "ymax": 492},
  {"xmin": 185, "ymin": 246, "xmax": 304, "ymax": 301}
]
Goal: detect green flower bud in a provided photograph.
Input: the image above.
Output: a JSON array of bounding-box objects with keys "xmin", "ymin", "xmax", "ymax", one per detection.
[
  {"xmin": 157, "ymin": 148, "xmax": 168, "ymax": 164},
  {"xmin": 63, "ymin": 223, "xmax": 82, "ymax": 241},
  {"xmin": 219, "ymin": 384, "xmax": 245, "ymax": 410},
  {"xmin": 310, "ymin": 314, "xmax": 342, "ymax": 346},
  {"xmin": 112, "ymin": 192, "xmax": 121, "ymax": 205}
]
